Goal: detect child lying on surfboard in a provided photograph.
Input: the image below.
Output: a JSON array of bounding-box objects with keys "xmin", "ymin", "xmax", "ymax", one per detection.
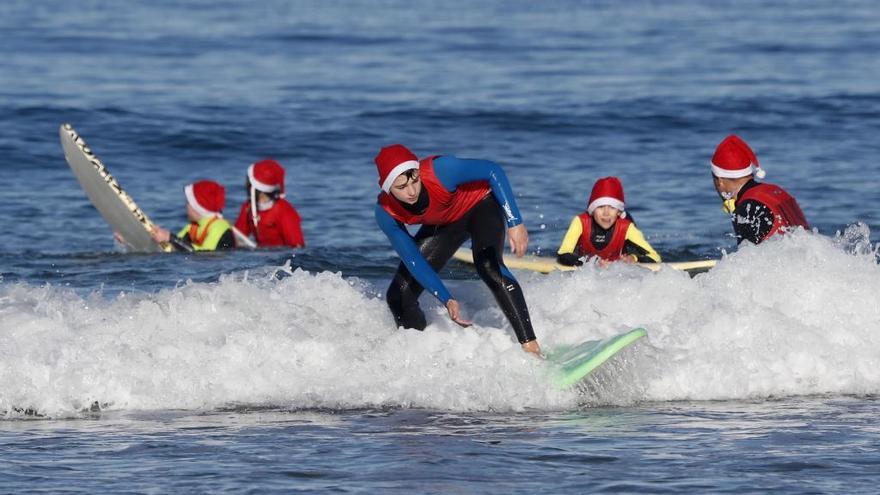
[
  {"xmin": 556, "ymin": 176, "xmax": 660, "ymax": 267},
  {"xmin": 149, "ymin": 180, "xmax": 235, "ymax": 252}
]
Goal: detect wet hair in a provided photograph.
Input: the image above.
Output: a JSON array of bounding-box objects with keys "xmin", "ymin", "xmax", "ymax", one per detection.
[{"xmin": 401, "ymin": 169, "xmax": 420, "ymax": 181}]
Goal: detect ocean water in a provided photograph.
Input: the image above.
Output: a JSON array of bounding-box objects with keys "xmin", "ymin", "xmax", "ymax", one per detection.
[{"xmin": 1, "ymin": 0, "xmax": 879, "ymax": 492}]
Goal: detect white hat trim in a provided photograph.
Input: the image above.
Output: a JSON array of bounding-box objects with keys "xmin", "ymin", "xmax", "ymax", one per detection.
[
  {"xmin": 711, "ymin": 162, "xmax": 757, "ymax": 179},
  {"xmin": 185, "ymin": 184, "xmax": 219, "ymax": 218},
  {"xmin": 248, "ymin": 164, "xmax": 280, "ymax": 193},
  {"xmin": 381, "ymin": 160, "xmax": 419, "ymax": 192},
  {"xmin": 587, "ymin": 197, "xmax": 625, "ymax": 214}
]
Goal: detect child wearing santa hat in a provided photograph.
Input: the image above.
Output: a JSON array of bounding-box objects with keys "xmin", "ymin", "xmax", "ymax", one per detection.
[
  {"xmin": 374, "ymin": 144, "xmax": 542, "ymax": 356},
  {"xmin": 710, "ymin": 135, "xmax": 809, "ymax": 245},
  {"xmin": 234, "ymin": 159, "xmax": 305, "ymax": 248},
  {"xmin": 556, "ymin": 176, "xmax": 661, "ymax": 266},
  {"xmin": 150, "ymin": 180, "xmax": 235, "ymax": 252}
]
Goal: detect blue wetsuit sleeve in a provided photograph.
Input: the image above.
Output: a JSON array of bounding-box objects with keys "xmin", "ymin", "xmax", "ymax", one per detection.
[
  {"xmin": 375, "ymin": 204, "xmax": 452, "ymax": 304},
  {"xmin": 432, "ymin": 156, "xmax": 523, "ymax": 227}
]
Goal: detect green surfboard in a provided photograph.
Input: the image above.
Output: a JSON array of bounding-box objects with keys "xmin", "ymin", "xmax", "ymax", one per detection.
[{"xmin": 548, "ymin": 328, "xmax": 647, "ymax": 388}]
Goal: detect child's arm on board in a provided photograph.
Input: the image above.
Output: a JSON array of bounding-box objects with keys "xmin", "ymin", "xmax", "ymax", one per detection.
[
  {"xmin": 556, "ymin": 217, "xmax": 584, "ymax": 266},
  {"xmin": 624, "ymin": 224, "xmax": 661, "ymax": 263}
]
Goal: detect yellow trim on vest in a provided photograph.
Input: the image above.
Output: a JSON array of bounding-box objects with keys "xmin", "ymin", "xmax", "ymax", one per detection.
[
  {"xmin": 177, "ymin": 216, "xmax": 231, "ymax": 251},
  {"xmin": 722, "ymin": 198, "xmax": 736, "ymax": 214}
]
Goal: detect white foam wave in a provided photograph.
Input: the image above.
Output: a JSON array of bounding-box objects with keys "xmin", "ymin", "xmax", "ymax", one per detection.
[
  {"xmin": 525, "ymin": 225, "xmax": 880, "ymax": 403},
  {"xmin": 0, "ymin": 265, "xmax": 570, "ymax": 417},
  {"xmin": 1, "ymin": 227, "xmax": 878, "ymax": 417}
]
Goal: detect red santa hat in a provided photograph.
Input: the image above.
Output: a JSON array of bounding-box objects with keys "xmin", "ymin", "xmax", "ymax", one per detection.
[
  {"xmin": 375, "ymin": 144, "xmax": 419, "ymax": 192},
  {"xmin": 248, "ymin": 159, "xmax": 286, "ymax": 196},
  {"xmin": 184, "ymin": 180, "xmax": 225, "ymax": 218},
  {"xmin": 711, "ymin": 134, "xmax": 766, "ymax": 179},
  {"xmin": 587, "ymin": 176, "xmax": 626, "ymax": 217}
]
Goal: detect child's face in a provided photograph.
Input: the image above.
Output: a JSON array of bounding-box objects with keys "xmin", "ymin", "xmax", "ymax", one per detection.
[{"xmin": 592, "ymin": 205, "xmax": 622, "ymax": 230}]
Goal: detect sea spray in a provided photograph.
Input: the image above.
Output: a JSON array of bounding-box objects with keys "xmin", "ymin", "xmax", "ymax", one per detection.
[
  {"xmin": 1, "ymin": 230, "xmax": 878, "ymax": 417},
  {"xmin": 523, "ymin": 229, "xmax": 880, "ymax": 403},
  {"xmin": 0, "ymin": 267, "xmax": 568, "ymax": 417}
]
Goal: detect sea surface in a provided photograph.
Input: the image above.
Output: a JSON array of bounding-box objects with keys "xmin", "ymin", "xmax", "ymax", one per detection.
[{"xmin": 1, "ymin": 0, "xmax": 879, "ymax": 492}]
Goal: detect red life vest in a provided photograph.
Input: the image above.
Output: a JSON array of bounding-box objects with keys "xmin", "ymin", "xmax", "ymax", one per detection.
[
  {"xmin": 378, "ymin": 156, "xmax": 490, "ymax": 225},
  {"xmin": 576, "ymin": 213, "xmax": 631, "ymax": 261},
  {"xmin": 737, "ymin": 183, "xmax": 809, "ymax": 241}
]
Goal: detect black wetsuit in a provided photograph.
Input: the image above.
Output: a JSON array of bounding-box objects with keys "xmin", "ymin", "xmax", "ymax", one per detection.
[
  {"xmin": 731, "ymin": 180, "xmax": 774, "ymax": 245},
  {"xmin": 168, "ymin": 230, "xmax": 235, "ymax": 252},
  {"xmin": 385, "ymin": 194, "xmax": 537, "ymax": 344}
]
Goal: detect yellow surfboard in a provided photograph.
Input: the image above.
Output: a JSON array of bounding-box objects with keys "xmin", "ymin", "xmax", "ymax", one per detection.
[{"xmin": 452, "ymin": 248, "xmax": 716, "ymax": 275}]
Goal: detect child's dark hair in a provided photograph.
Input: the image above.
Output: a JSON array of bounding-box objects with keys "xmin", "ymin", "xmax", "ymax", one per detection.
[{"xmin": 245, "ymin": 180, "xmax": 281, "ymax": 199}]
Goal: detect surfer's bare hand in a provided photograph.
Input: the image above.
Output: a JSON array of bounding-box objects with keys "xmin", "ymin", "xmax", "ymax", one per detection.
[
  {"xmin": 446, "ymin": 299, "xmax": 472, "ymax": 328},
  {"xmin": 521, "ymin": 340, "xmax": 542, "ymax": 357},
  {"xmin": 507, "ymin": 224, "xmax": 528, "ymax": 257},
  {"xmin": 151, "ymin": 226, "xmax": 171, "ymax": 243},
  {"xmin": 622, "ymin": 254, "xmax": 637, "ymax": 264}
]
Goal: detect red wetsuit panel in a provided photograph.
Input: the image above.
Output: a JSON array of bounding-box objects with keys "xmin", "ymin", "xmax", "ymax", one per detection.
[
  {"xmin": 737, "ymin": 183, "xmax": 809, "ymax": 241},
  {"xmin": 378, "ymin": 156, "xmax": 490, "ymax": 225},
  {"xmin": 577, "ymin": 213, "xmax": 631, "ymax": 261},
  {"xmin": 234, "ymin": 198, "xmax": 305, "ymax": 248}
]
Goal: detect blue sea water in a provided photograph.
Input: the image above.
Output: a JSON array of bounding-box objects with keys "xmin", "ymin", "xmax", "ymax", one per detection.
[{"xmin": 1, "ymin": 0, "xmax": 880, "ymax": 492}]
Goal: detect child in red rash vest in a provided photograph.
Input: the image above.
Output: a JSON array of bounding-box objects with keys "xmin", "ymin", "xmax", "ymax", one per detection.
[
  {"xmin": 234, "ymin": 159, "xmax": 305, "ymax": 248},
  {"xmin": 556, "ymin": 176, "xmax": 661, "ymax": 267},
  {"xmin": 709, "ymin": 135, "xmax": 809, "ymax": 245}
]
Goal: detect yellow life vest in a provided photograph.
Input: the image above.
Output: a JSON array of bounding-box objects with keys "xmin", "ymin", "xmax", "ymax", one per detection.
[{"xmin": 176, "ymin": 215, "xmax": 231, "ymax": 251}]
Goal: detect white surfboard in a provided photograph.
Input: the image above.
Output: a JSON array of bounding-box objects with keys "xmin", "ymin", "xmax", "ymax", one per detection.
[
  {"xmin": 60, "ymin": 123, "xmax": 172, "ymax": 253},
  {"xmin": 60, "ymin": 124, "xmax": 256, "ymax": 252}
]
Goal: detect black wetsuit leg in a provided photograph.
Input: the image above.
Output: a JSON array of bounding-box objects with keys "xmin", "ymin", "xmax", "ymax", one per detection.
[
  {"xmin": 386, "ymin": 221, "xmax": 469, "ymax": 330},
  {"xmin": 466, "ymin": 197, "xmax": 537, "ymax": 344}
]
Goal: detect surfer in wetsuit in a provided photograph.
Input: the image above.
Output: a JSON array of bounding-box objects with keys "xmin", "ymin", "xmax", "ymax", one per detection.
[
  {"xmin": 374, "ymin": 144, "xmax": 542, "ymax": 356},
  {"xmin": 234, "ymin": 159, "xmax": 305, "ymax": 248},
  {"xmin": 710, "ymin": 135, "xmax": 809, "ymax": 245},
  {"xmin": 150, "ymin": 180, "xmax": 235, "ymax": 252},
  {"xmin": 556, "ymin": 176, "xmax": 660, "ymax": 267}
]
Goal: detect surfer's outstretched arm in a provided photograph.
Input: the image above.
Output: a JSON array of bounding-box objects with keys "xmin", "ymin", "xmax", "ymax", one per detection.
[
  {"xmin": 433, "ymin": 156, "xmax": 529, "ymax": 256},
  {"xmin": 375, "ymin": 204, "xmax": 452, "ymax": 304},
  {"xmin": 432, "ymin": 156, "xmax": 523, "ymax": 227}
]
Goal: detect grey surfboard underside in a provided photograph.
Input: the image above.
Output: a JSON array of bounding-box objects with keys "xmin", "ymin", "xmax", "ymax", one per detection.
[{"xmin": 60, "ymin": 123, "xmax": 168, "ymax": 253}]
